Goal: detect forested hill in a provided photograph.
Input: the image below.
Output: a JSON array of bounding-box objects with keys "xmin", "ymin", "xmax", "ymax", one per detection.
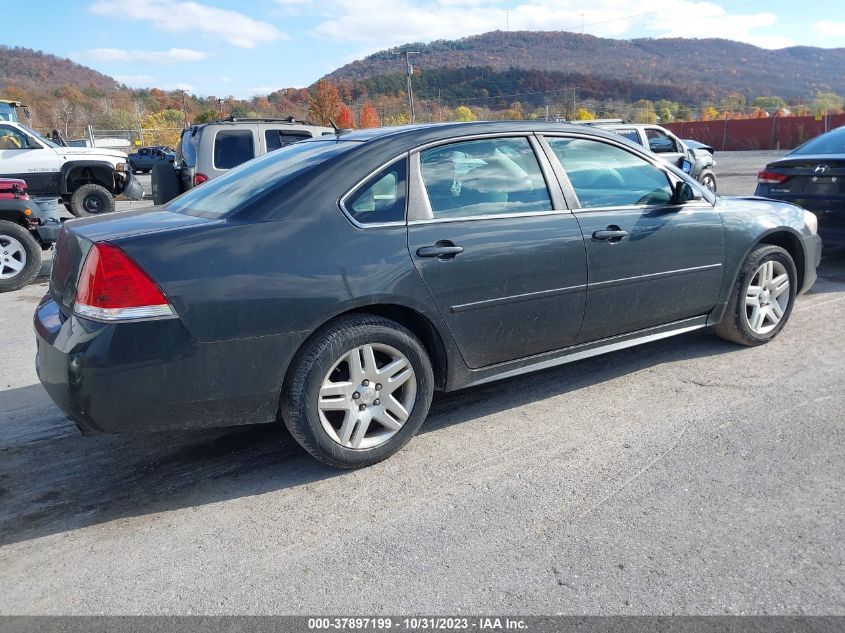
[
  {"xmin": 325, "ymin": 31, "xmax": 845, "ymax": 100},
  {"xmin": 0, "ymin": 46, "xmax": 119, "ymax": 93}
]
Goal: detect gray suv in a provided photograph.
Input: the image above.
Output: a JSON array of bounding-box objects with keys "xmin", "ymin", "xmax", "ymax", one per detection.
[{"xmin": 152, "ymin": 117, "xmax": 333, "ymax": 204}]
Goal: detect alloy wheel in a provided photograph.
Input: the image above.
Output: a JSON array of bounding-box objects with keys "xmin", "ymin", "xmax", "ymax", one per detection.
[
  {"xmin": 744, "ymin": 260, "xmax": 790, "ymax": 335},
  {"xmin": 0, "ymin": 234, "xmax": 26, "ymax": 280},
  {"xmin": 317, "ymin": 343, "xmax": 417, "ymax": 450}
]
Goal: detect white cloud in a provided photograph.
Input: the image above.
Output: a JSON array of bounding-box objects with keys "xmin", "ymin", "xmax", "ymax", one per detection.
[
  {"xmin": 113, "ymin": 73, "xmax": 156, "ymax": 86},
  {"xmin": 812, "ymin": 20, "xmax": 845, "ymax": 39},
  {"xmin": 167, "ymin": 82, "xmax": 196, "ymax": 92},
  {"xmin": 90, "ymin": 0, "xmax": 286, "ymax": 48},
  {"xmin": 86, "ymin": 48, "xmax": 208, "ymax": 64},
  {"xmin": 305, "ymin": 0, "xmax": 792, "ymax": 52}
]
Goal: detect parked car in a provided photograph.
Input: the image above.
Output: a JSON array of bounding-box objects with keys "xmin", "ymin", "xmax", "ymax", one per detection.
[
  {"xmin": 755, "ymin": 125, "xmax": 845, "ymax": 242},
  {"xmin": 0, "ymin": 120, "xmax": 143, "ymax": 216},
  {"xmin": 35, "ymin": 121, "xmax": 820, "ymax": 468},
  {"xmin": 579, "ymin": 121, "xmax": 718, "ymax": 192},
  {"xmin": 152, "ymin": 116, "xmax": 333, "ymax": 204},
  {"xmin": 0, "ymin": 99, "xmax": 29, "ymax": 123},
  {"xmin": 682, "ymin": 138, "xmax": 715, "ymax": 155},
  {"xmin": 0, "ymin": 178, "xmax": 61, "ymax": 291},
  {"xmin": 128, "ymin": 146, "xmax": 175, "ymax": 174}
]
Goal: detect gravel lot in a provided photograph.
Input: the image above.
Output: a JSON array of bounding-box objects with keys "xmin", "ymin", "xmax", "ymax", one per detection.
[{"xmin": 0, "ymin": 153, "xmax": 842, "ymax": 615}]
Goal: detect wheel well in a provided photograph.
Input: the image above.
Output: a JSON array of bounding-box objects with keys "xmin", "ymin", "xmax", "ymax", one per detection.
[
  {"xmin": 759, "ymin": 231, "xmax": 805, "ymax": 291},
  {"xmin": 338, "ymin": 305, "xmax": 448, "ymax": 391},
  {"xmin": 291, "ymin": 304, "xmax": 447, "ymax": 392},
  {"xmin": 65, "ymin": 165, "xmax": 114, "ymax": 194}
]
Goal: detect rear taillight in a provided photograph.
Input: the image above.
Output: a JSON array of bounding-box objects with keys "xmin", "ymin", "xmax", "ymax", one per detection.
[
  {"xmin": 73, "ymin": 243, "xmax": 174, "ymax": 322},
  {"xmin": 193, "ymin": 173, "xmax": 209, "ymax": 186},
  {"xmin": 757, "ymin": 170, "xmax": 789, "ymax": 184}
]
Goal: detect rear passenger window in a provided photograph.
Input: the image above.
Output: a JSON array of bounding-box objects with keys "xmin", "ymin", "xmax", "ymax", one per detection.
[
  {"xmin": 613, "ymin": 129, "xmax": 642, "ymax": 145},
  {"xmin": 265, "ymin": 129, "xmax": 311, "ymax": 152},
  {"xmin": 419, "ymin": 137, "xmax": 552, "ymax": 219},
  {"xmin": 214, "ymin": 130, "xmax": 255, "ymax": 169},
  {"xmin": 547, "ymin": 137, "xmax": 673, "ymax": 208},
  {"xmin": 344, "ymin": 159, "xmax": 407, "ymax": 225}
]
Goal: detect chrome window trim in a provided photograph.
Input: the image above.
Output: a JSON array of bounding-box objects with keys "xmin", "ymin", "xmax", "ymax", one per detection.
[
  {"xmin": 409, "ymin": 133, "xmax": 567, "ymax": 224},
  {"xmin": 338, "ymin": 152, "xmax": 410, "ymax": 229}
]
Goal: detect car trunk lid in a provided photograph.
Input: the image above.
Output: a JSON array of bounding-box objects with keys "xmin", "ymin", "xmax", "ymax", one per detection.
[
  {"xmin": 763, "ymin": 155, "xmax": 845, "ymax": 196},
  {"xmin": 49, "ymin": 209, "xmax": 215, "ymax": 316}
]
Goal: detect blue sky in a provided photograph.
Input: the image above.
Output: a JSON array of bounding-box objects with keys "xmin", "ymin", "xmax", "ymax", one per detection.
[{"xmin": 6, "ymin": 0, "xmax": 844, "ymax": 99}]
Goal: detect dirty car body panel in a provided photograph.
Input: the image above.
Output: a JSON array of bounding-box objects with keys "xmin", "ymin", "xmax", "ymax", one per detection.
[{"xmin": 34, "ymin": 121, "xmax": 821, "ymax": 436}]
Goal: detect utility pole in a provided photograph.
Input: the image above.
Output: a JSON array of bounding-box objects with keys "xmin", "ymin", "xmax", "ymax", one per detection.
[
  {"xmin": 404, "ymin": 50, "xmax": 419, "ymax": 124},
  {"xmin": 438, "ymin": 90, "xmax": 442, "ymax": 122},
  {"xmin": 180, "ymin": 89, "xmax": 188, "ymax": 128},
  {"xmin": 506, "ymin": 11, "xmax": 510, "ymax": 31}
]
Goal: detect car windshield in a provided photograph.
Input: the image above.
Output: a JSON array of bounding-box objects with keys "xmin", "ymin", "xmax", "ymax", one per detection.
[
  {"xmin": 166, "ymin": 139, "xmax": 357, "ymax": 218},
  {"xmin": 791, "ymin": 126, "xmax": 845, "ymax": 155},
  {"xmin": 18, "ymin": 124, "xmax": 58, "ymax": 148}
]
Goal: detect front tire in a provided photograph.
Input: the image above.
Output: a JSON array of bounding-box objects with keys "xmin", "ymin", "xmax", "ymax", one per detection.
[
  {"xmin": 281, "ymin": 314, "xmax": 435, "ymax": 468},
  {"xmin": 699, "ymin": 169, "xmax": 717, "ymax": 193},
  {"xmin": 70, "ymin": 184, "xmax": 115, "ymax": 217},
  {"xmin": 0, "ymin": 221, "xmax": 42, "ymax": 292},
  {"xmin": 713, "ymin": 244, "xmax": 797, "ymax": 346}
]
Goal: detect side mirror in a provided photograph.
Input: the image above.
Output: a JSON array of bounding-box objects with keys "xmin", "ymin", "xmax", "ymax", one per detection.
[
  {"xmin": 677, "ymin": 157, "xmax": 693, "ymax": 174},
  {"xmin": 674, "ymin": 181, "xmax": 703, "ymax": 203}
]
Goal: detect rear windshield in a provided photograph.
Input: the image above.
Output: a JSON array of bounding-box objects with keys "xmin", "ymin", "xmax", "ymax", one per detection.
[
  {"xmin": 166, "ymin": 140, "xmax": 357, "ymax": 219},
  {"xmin": 791, "ymin": 126, "xmax": 845, "ymax": 155}
]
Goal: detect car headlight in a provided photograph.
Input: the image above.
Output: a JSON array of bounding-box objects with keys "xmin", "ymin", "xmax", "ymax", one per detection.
[
  {"xmin": 115, "ymin": 162, "xmax": 127, "ymax": 172},
  {"xmin": 804, "ymin": 210, "xmax": 818, "ymax": 235}
]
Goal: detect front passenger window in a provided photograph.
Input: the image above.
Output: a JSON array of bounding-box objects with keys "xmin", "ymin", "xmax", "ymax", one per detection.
[
  {"xmin": 547, "ymin": 137, "xmax": 673, "ymax": 208},
  {"xmin": 0, "ymin": 125, "xmax": 29, "ymax": 150}
]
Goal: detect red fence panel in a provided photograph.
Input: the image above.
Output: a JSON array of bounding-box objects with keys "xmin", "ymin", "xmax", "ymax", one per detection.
[{"xmin": 666, "ymin": 114, "xmax": 845, "ymax": 151}]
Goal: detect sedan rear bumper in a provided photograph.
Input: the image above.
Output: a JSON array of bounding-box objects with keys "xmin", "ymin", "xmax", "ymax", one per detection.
[{"xmin": 33, "ymin": 295, "xmax": 295, "ymax": 434}]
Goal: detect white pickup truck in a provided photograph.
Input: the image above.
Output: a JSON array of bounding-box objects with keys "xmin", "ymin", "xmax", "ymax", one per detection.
[{"xmin": 0, "ymin": 120, "xmax": 142, "ymax": 216}]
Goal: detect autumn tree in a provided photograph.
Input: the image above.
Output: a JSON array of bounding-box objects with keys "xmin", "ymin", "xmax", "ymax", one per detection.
[
  {"xmin": 752, "ymin": 96, "xmax": 786, "ymax": 112},
  {"xmin": 358, "ymin": 103, "xmax": 380, "ymax": 128},
  {"xmin": 336, "ymin": 104, "xmax": 355, "ymax": 128},
  {"xmin": 141, "ymin": 109, "xmax": 184, "ymax": 147},
  {"xmin": 573, "ymin": 107, "xmax": 596, "ymax": 120},
  {"xmin": 451, "ymin": 106, "xmax": 476, "ymax": 122},
  {"xmin": 812, "ymin": 92, "xmax": 844, "ymax": 116},
  {"xmin": 308, "ymin": 80, "xmax": 341, "ymax": 125}
]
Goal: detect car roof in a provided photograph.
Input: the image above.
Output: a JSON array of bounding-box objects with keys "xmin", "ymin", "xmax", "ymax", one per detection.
[{"xmin": 309, "ymin": 120, "xmax": 630, "ymax": 149}]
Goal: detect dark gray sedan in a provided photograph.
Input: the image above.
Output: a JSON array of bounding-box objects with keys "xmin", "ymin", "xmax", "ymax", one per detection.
[
  {"xmin": 35, "ymin": 122, "xmax": 821, "ymax": 468},
  {"xmin": 755, "ymin": 125, "xmax": 845, "ymax": 242}
]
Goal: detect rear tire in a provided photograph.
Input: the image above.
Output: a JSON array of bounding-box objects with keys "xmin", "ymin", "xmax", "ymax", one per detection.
[
  {"xmin": 70, "ymin": 184, "xmax": 115, "ymax": 217},
  {"xmin": 281, "ymin": 314, "xmax": 434, "ymax": 468},
  {"xmin": 713, "ymin": 244, "xmax": 797, "ymax": 346},
  {"xmin": 151, "ymin": 163, "xmax": 181, "ymax": 205},
  {"xmin": 0, "ymin": 220, "xmax": 42, "ymax": 292}
]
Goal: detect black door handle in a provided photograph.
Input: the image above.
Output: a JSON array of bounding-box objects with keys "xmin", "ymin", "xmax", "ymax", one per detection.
[
  {"xmin": 592, "ymin": 227, "xmax": 628, "ymax": 242},
  {"xmin": 416, "ymin": 244, "xmax": 464, "ymax": 259}
]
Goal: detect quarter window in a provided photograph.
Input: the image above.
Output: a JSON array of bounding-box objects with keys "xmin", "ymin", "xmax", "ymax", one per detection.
[
  {"xmin": 213, "ymin": 129, "xmax": 255, "ymax": 169},
  {"xmin": 612, "ymin": 129, "xmax": 642, "ymax": 145},
  {"xmin": 547, "ymin": 137, "xmax": 673, "ymax": 208},
  {"xmin": 420, "ymin": 137, "xmax": 552, "ymax": 219},
  {"xmin": 344, "ymin": 159, "xmax": 407, "ymax": 224}
]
